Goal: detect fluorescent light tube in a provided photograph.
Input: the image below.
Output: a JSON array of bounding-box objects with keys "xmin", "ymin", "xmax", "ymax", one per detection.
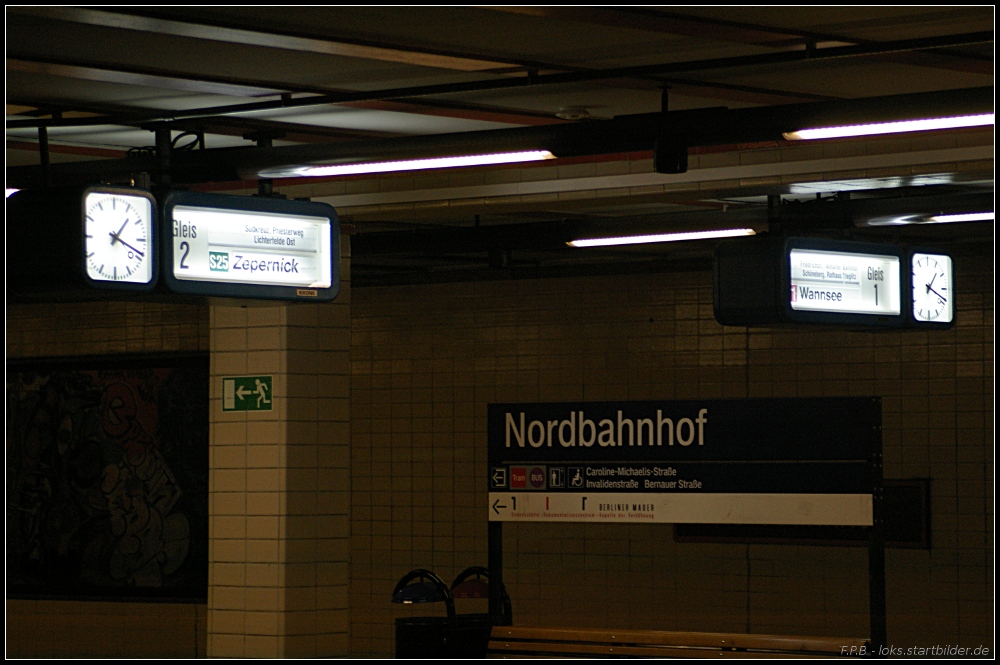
[
  {"xmin": 927, "ymin": 211, "xmax": 994, "ymax": 224},
  {"xmin": 6, "ymin": 188, "xmax": 20, "ymax": 198},
  {"xmin": 261, "ymin": 150, "xmax": 556, "ymax": 178},
  {"xmin": 865, "ymin": 211, "xmax": 994, "ymax": 226},
  {"xmin": 568, "ymin": 228, "xmax": 755, "ymax": 248},
  {"xmin": 783, "ymin": 113, "xmax": 994, "ymax": 140}
]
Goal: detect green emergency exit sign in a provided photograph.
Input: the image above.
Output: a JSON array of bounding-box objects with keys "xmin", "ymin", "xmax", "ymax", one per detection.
[{"xmin": 222, "ymin": 375, "xmax": 273, "ymax": 411}]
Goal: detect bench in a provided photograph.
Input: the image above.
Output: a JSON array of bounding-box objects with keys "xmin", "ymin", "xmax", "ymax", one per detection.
[{"xmin": 488, "ymin": 626, "xmax": 871, "ymax": 658}]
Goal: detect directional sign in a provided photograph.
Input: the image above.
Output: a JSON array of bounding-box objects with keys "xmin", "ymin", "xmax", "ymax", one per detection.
[
  {"xmin": 222, "ymin": 375, "xmax": 273, "ymax": 411},
  {"xmin": 491, "ymin": 467, "xmax": 507, "ymax": 488}
]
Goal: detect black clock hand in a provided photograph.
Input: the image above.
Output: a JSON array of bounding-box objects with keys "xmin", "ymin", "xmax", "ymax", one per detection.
[
  {"xmin": 117, "ymin": 239, "xmax": 145, "ymax": 257},
  {"xmin": 925, "ymin": 272, "xmax": 937, "ymax": 293},
  {"xmin": 108, "ymin": 220, "xmax": 129, "ymax": 245},
  {"xmin": 928, "ymin": 285, "xmax": 946, "ymax": 302}
]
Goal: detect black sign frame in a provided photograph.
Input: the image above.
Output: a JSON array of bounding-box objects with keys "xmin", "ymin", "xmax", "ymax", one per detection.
[
  {"xmin": 713, "ymin": 235, "xmax": 954, "ymax": 331},
  {"xmin": 485, "ymin": 397, "xmax": 887, "ymax": 650},
  {"xmin": 487, "ymin": 398, "xmax": 878, "ymax": 513}
]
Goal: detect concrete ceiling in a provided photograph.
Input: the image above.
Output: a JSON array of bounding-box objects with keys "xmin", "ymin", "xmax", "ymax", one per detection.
[{"xmin": 6, "ymin": 6, "xmax": 994, "ymax": 285}]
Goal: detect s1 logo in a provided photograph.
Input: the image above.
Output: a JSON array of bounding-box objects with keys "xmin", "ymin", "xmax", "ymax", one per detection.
[{"xmin": 209, "ymin": 251, "xmax": 229, "ymax": 271}]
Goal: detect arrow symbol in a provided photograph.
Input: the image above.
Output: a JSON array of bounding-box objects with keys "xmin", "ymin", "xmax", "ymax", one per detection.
[
  {"xmin": 492, "ymin": 499, "xmax": 507, "ymax": 515},
  {"xmin": 492, "ymin": 470, "xmax": 506, "ymax": 486},
  {"xmin": 236, "ymin": 386, "xmax": 251, "ymax": 400}
]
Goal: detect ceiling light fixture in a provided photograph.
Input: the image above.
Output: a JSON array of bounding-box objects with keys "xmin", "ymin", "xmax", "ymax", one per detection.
[
  {"xmin": 783, "ymin": 113, "xmax": 994, "ymax": 141},
  {"xmin": 568, "ymin": 228, "xmax": 756, "ymax": 248},
  {"xmin": 928, "ymin": 211, "xmax": 994, "ymax": 224},
  {"xmin": 864, "ymin": 211, "xmax": 994, "ymax": 226},
  {"xmin": 259, "ymin": 150, "xmax": 556, "ymax": 179}
]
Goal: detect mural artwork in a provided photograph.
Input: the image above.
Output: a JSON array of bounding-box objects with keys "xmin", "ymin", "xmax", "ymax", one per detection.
[{"xmin": 6, "ymin": 356, "xmax": 208, "ymax": 601}]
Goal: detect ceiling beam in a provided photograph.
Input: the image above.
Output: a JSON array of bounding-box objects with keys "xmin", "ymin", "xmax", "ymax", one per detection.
[
  {"xmin": 7, "ymin": 57, "xmax": 287, "ymax": 98},
  {"xmin": 864, "ymin": 49, "xmax": 993, "ymax": 75},
  {"xmin": 8, "ymin": 18, "xmax": 843, "ymax": 121},
  {"xmin": 7, "ymin": 139, "xmax": 126, "ymax": 159},
  {"xmin": 338, "ymin": 100, "xmax": 567, "ymax": 126},
  {"xmin": 5, "ymin": 97, "xmax": 406, "ymax": 144},
  {"xmin": 489, "ymin": 6, "xmax": 993, "ymax": 75},
  {"xmin": 650, "ymin": 78, "xmax": 834, "ymax": 105},
  {"xmin": 8, "ymin": 53, "xmax": 832, "ymax": 131},
  {"xmin": 7, "ymin": 86, "xmax": 992, "ymax": 189},
  {"xmin": 350, "ymin": 187, "xmax": 995, "ymax": 257},
  {"xmin": 12, "ymin": 31, "xmax": 987, "ymax": 132},
  {"xmin": 7, "ymin": 56, "xmax": 573, "ymax": 129},
  {"xmin": 9, "ymin": 6, "xmax": 524, "ymax": 73},
  {"xmin": 485, "ymin": 7, "xmax": 841, "ymax": 47}
]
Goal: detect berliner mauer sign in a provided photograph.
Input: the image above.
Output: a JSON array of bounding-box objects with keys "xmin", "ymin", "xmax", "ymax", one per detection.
[{"xmin": 487, "ymin": 398, "xmax": 879, "ymax": 526}]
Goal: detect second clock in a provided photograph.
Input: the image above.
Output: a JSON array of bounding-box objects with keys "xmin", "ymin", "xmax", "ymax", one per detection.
[{"xmin": 910, "ymin": 251, "xmax": 954, "ymax": 327}]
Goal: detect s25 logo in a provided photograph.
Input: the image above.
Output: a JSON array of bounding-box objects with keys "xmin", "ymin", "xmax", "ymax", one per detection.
[{"xmin": 209, "ymin": 251, "xmax": 229, "ymax": 271}]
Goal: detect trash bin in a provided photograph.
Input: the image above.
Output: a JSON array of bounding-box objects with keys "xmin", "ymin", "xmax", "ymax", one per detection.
[
  {"xmin": 445, "ymin": 566, "xmax": 512, "ymax": 657},
  {"xmin": 451, "ymin": 565, "xmax": 512, "ymax": 627},
  {"xmin": 392, "ymin": 567, "xmax": 512, "ymax": 658},
  {"xmin": 392, "ymin": 569, "xmax": 457, "ymax": 659}
]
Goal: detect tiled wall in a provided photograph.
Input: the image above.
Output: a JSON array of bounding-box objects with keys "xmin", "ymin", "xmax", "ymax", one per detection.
[
  {"xmin": 5, "ymin": 247, "xmax": 993, "ymax": 658},
  {"xmin": 6, "ymin": 300, "xmax": 209, "ymax": 658},
  {"xmin": 349, "ymin": 251, "xmax": 993, "ymax": 656},
  {"xmin": 6, "ymin": 600, "xmax": 207, "ymax": 658},
  {"xmin": 6, "ymin": 301, "xmax": 209, "ymax": 358},
  {"xmin": 206, "ymin": 256, "xmax": 352, "ymax": 657}
]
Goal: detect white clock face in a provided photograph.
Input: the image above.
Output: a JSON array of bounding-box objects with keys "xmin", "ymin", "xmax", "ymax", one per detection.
[
  {"xmin": 84, "ymin": 191, "xmax": 154, "ymax": 284},
  {"xmin": 912, "ymin": 253, "xmax": 953, "ymax": 323}
]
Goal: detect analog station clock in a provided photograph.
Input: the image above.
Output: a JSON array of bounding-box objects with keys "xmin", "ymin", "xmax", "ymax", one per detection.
[
  {"xmin": 7, "ymin": 185, "xmax": 158, "ymax": 301},
  {"xmin": 911, "ymin": 252, "xmax": 953, "ymax": 324},
  {"xmin": 84, "ymin": 189, "xmax": 155, "ymax": 285}
]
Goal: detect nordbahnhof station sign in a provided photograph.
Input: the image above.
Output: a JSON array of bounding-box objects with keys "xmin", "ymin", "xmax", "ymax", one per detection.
[{"xmin": 487, "ymin": 398, "xmax": 880, "ymax": 526}]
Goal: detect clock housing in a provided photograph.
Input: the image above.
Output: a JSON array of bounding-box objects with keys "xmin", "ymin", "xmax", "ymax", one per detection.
[
  {"xmin": 6, "ymin": 185, "xmax": 158, "ymax": 301},
  {"xmin": 82, "ymin": 186, "xmax": 157, "ymax": 289},
  {"xmin": 908, "ymin": 249, "xmax": 954, "ymax": 329}
]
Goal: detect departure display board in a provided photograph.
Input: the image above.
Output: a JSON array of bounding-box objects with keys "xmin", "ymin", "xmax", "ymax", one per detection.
[
  {"xmin": 789, "ymin": 248, "xmax": 900, "ymax": 315},
  {"xmin": 162, "ymin": 192, "xmax": 340, "ymax": 301},
  {"xmin": 714, "ymin": 236, "xmax": 915, "ymax": 328}
]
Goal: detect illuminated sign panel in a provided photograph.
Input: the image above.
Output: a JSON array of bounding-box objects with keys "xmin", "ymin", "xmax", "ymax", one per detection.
[
  {"xmin": 162, "ymin": 192, "xmax": 339, "ymax": 301},
  {"xmin": 714, "ymin": 236, "xmax": 914, "ymax": 328},
  {"xmin": 171, "ymin": 206, "xmax": 331, "ymax": 288},
  {"xmin": 789, "ymin": 248, "xmax": 900, "ymax": 316}
]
